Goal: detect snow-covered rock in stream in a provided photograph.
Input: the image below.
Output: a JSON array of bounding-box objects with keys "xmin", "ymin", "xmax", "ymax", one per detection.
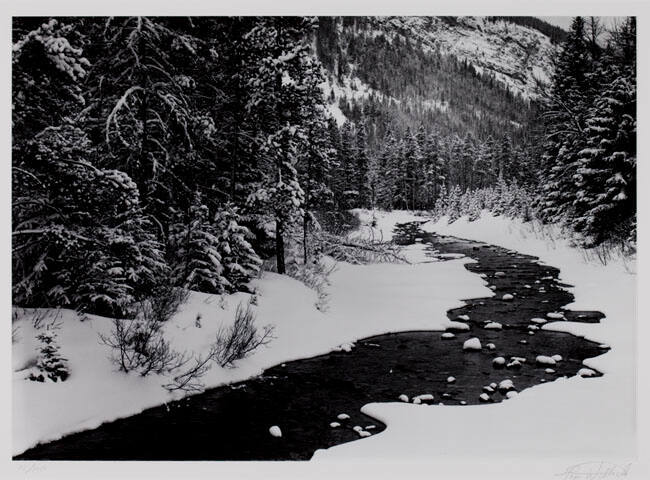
[
  {"xmin": 535, "ymin": 355, "xmax": 557, "ymax": 366},
  {"xmin": 486, "ymin": 343, "xmax": 496, "ymax": 350},
  {"xmin": 330, "ymin": 422, "xmax": 341, "ymax": 428},
  {"xmin": 506, "ymin": 391, "xmax": 518, "ymax": 399},
  {"xmin": 502, "ymin": 294, "xmax": 514, "ymax": 301},
  {"xmin": 552, "ymin": 354, "xmax": 563, "ymax": 362},
  {"xmin": 269, "ymin": 426, "xmax": 282, "ymax": 438},
  {"xmin": 498, "ymin": 379, "xmax": 515, "ymax": 392},
  {"xmin": 353, "ymin": 426, "xmax": 363, "ymax": 432},
  {"xmin": 494, "ymin": 271, "xmax": 506, "ymax": 277},
  {"xmin": 398, "ymin": 394, "xmax": 409, "ymax": 403},
  {"xmin": 493, "ymin": 357, "xmax": 506, "ymax": 367},
  {"xmin": 545, "ymin": 368, "xmax": 556, "ymax": 374},
  {"xmin": 441, "ymin": 332, "xmax": 456, "ymax": 339},
  {"xmin": 479, "ymin": 393, "xmax": 491, "ymax": 402},
  {"xmin": 578, "ymin": 368, "xmax": 597, "ymax": 377},
  {"xmin": 547, "ymin": 312, "xmax": 565, "ymax": 320},
  {"xmin": 334, "ymin": 342, "xmax": 356, "ymax": 352},
  {"xmin": 456, "ymin": 314, "xmax": 470, "ymax": 321},
  {"xmin": 337, "ymin": 413, "xmax": 350, "ymax": 420},
  {"xmin": 463, "ymin": 337, "xmax": 482, "ymax": 351},
  {"xmin": 530, "ymin": 317, "xmax": 547, "ymax": 324},
  {"xmin": 358, "ymin": 430, "xmax": 371, "ymax": 438},
  {"xmin": 484, "ymin": 322, "xmax": 503, "ymax": 330},
  {"xmin": 447, "ymin": 376, "xmax": 456, "ymax": 383},
  {"xmin": 413, "ymin": 394, "xmax": 434, "ymax": 403},
  {"xmin": 447, "ymin": 322, "xmax": 470, "ymax": 332}
]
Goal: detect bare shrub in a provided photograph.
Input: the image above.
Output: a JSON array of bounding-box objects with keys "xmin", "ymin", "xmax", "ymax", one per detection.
[
  {"xmin": 287, "ymin": 260, "xmax": 337, "ymax": 311},
  {"xmin": 163, "ymin": 350, "xmax": 215, "ymax": 393},
  {"xmin": 213, "ymin": 301, "xmax": 274, "ymax": 367},
  {"xmin": 99, "ymin": 286, "xmax": 189, "ymax": 376}
]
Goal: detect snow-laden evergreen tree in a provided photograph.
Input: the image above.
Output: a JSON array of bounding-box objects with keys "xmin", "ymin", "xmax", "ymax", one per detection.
[
  {"xmin": 243, "ymin": 17, "xmax": 326, "ymax": 274},
  {"xmin": 13, "ymin": 19, "xmax": 167, "ymax": 317},
  {"xmin": 214, "ymin": 204, "xmax": 263, "ymax": 291},
  {"xmin": 355, "ymin": 118, "xmax": 372, "ymax": 208},
  {"xmin": 337, "ymin": 120, "xmax": 358, "ymax": 209},
  {"xmin": 83, "ymin": 17, "xmax": 209, "ymax": 221},
  {"xmin": 538, "ymin": 16, "xmax": 593, "ymax": 224},
  {"xmin": 574, "ymin": 38, "xmax": 636, "ymax": 246},
  {"xmin": 375, "ymin": 129, "xmax": 398, "ymax": 209},
  {"xmin": 169, "ymin": 193, "xmax": 228, "ymax": 294}
]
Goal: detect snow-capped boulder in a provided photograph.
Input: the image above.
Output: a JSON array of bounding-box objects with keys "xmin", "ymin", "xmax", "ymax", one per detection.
[
  {"xmin": 536, "ymin": 355, "xmax": 557, "ymax": 366},
  {"xmin": 486, "ymin": 343, "xmax": 496, "ymax": 350},
  {"xmin": 493, "ymin": 357, "xmax": 506, "ymax": 367},
  {"xmin": 531, "ymin": 318, "xmax": 547, "ymax": 324},
  {"xmin": 269, "ymin": 426, "xmax": 282, "ymax": 438},
  {"xmin": 502, "ymin": 294, "xmax": 514, "ymax": 301},
  {"xmin": 358, "ymin": 430, "xmax": 371, "ymax": 438},
  {"xmin": 494, "ymin": 271, "xmax": 506, "ymax": 277},
  {"xmin": 545, "ymin": 368, "xmax": 555, "ymax": 374},
  {"xmin": 337, "ymin": 413, "xmax": 350, "ymax": 420},
  {"xmin": 447, "ymin": 376, "xmax": 456, "ymax": 383},
  {"xmin": 506, "ymin": 391, "xmax": 518, "ymax": 399},
  {"xmin": 398, "ymin": 394, "xmax": 409, "ymax": 402},
  {"xmin": 547, "ymin": 312, "xmax": 565, "ymax": 320},
  {"xmin": 441, "ymin": 332, "xmax": 456, "ymax": 339},
  {"xmin": 479, "ymin": 393, "xmax": 491, "ymax": 402},
  {"xmin": 330, "ymin": 422, "xmax": 340, "ymax": 428},
  {"xmin": 484, "ymin": 322, "xmax": 502, "ymax": 330},
  {"xmin": 498, "ymin": 379, "xmax": 515, "ymax": 392},
  {"xmin": 578, "ymin": 368, "xmax": 597, "ymax": 377},
  {"xmin": 463, "ymin": 337, "xmax": 482, "ymax": 351}
]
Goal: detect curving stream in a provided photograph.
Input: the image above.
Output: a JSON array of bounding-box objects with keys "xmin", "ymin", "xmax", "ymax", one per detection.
[{"xmin": 15, "ymin": 222, "xmax": 609, "ymax": 460}]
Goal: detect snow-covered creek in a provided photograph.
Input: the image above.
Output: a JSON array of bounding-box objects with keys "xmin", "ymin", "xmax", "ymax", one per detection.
[{"xmin": 15, "ymin": 222, "xmax": 609, "ymax": 460}]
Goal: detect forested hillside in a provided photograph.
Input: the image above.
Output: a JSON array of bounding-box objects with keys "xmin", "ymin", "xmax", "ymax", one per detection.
[{"xmin": 12, "ymin": 16, "xmax": 636, "ymax": 320}]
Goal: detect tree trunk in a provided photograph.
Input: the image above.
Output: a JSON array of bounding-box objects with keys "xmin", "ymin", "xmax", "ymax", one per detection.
[{"xmin": 276, "ymin": 219, "xmax": 286, "ymax": 274}]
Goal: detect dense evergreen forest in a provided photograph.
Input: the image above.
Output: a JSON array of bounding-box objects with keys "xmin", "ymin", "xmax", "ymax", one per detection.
[{"xmin": 12, "ymin": 16, "xmax": 636, "ymax": 320}]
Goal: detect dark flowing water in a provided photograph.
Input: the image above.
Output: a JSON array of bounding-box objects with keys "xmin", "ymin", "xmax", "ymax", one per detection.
[{"xmin": 15, "ymin": 222, "xmax": 608, "ymax": 460}]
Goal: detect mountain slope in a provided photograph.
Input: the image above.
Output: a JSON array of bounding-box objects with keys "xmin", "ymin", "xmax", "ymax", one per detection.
[{"xmin": 315, "ymin": 16, "xmax": 559, "ymax": 147}]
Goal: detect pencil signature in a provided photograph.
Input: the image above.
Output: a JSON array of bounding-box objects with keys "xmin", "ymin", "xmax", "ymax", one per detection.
[
  {"xmin": 15, "ymin": 462, "xmax": 47, "ymax": 476},
  {"xmin": 557, "ymin": 461, "xmax": 632, "ymax": 480}
]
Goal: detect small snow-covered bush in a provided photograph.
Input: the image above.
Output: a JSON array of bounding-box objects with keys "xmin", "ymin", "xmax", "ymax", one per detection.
[
  {"xmin": 29, "ymin": 328, "xmax": 69, "ymax": 383},
  {"xmin": 213, "ymin": 301, "xmax": 274, "ymax": 367}
]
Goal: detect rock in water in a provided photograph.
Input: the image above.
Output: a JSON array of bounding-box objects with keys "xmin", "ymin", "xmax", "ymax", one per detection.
[
  {"xmin": 493, "ymin": 357, "xmax": 506, "ymax": 367},
  {"xmin": 330, "ymin": 422, "xmax": 340, "ymax": 428},
  {"xmin": 441, "ymin": 332, "xmax": 456, "ymax": 339},
  {"xmin": 269, "ymin": 426, "xmax": 282, "ymax": 438},
  {"xmin": 535, "ymin": 355, "xmax": 557, "ymax": 366},
  {"xmin": 447, "ymin": 376, "xmax": 456, "ymax": 383},
  {"xmin": 484, "ymin": 322, "xmax": 503, "ymax": 330},
  {"xmin": 463, "ymin": 337, "xmax": 482, "ymax": 351},
  {"xmin": 578, "ymin": 368, "xmax": 597, "ymax": 377},
  {"xmin": 502, "ymin": 294, "xmax": 514, "ymax": 301},
  {"xmin": 337, "ymin": 413, "xmax": 350, "ymax": 420},
  {"xmin": 498, "ymin": 379, "xmax": 515, "ymax": 392}
]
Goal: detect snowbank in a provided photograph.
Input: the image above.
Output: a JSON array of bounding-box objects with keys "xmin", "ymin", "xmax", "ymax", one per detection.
[
  {"xmin": 314, "ymin": 211, "xmax": 637, "ymax": 462},
  {"xmin": 12, "ymin": 209, "xmax": 489, "ymax": 455}
]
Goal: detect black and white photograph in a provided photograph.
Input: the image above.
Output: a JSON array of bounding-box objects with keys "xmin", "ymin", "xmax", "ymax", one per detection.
[{"xmin": 4, "ymin": 1, "xmax": 648, "ymax": 478}]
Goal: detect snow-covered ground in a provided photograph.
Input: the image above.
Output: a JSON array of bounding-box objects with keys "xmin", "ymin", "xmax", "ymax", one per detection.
[
  {"xmin": 314, "ymin": 211, "xmax": 638, "ymax": 472},
  {"xmin": 12, "ymin": 209, "xmax": 488, "ymax": 455},
  {"xmin": 11, "ymin": 209, "xmax": 641, "ymax": 474}
]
